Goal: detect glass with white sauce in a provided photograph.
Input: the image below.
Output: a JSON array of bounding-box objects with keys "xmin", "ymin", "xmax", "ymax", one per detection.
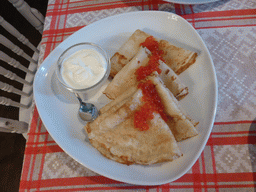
[{"xmin": 56, "ymin": 42, "xmax": 110, "ymax": 101}]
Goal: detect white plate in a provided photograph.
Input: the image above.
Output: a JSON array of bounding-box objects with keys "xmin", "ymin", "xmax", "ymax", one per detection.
[
  {"xmin": 164, "ymin": 0, "xmax": 219, "ymax": 4},
  {"xmin": 34, "ymin": 11, "xmax": 217, "ymax": 185}
]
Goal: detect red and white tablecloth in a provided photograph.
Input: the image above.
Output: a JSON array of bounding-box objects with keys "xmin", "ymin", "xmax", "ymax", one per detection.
[{"xmin": 20, "ymin": 0, "xmax": 256, "ymax": 191}]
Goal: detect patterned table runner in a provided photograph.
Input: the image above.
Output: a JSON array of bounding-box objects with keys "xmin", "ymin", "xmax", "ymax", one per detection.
[{"xmin": 20, "ymin": 0, "xmax": 256, "ymax": 191}]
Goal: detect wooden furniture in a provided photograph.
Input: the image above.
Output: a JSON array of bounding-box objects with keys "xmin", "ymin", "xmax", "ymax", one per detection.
[
  {"xmin": 8, "ymin": 0, "xmax": 44, "ymax": 34},
  {"xmin": 0, "ymin": 0, "xmax": 44, "ymax": 135}
]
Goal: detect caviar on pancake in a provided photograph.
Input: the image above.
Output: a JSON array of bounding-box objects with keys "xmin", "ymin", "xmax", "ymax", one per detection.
[
  {"xmin": 134, "ymin": 36, "xmax": 168, "ymax": 131},
  {"xmin": 135, "ymin": 36, "xmax": 164, "ymax": 81},
  {"xmin": 134, "ymin": 80, "xmax": 168, "ymax": 131}
]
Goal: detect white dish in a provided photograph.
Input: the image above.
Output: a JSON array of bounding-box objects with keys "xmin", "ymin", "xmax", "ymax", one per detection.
[
  {"xmin": 164, "ymin": 0, "xmax": 219, "ymax": 4},
  {"xmin": 34, "ymin": 11, "xmax": 217, "ymax": 185}
]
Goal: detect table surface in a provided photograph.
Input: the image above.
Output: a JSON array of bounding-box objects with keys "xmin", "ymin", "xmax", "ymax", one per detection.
[{"xmin": 20, "ymin": 0, "xmax": 256, "ymax": 191}]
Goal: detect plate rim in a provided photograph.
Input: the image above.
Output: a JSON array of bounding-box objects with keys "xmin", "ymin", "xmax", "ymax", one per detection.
[{"xmin": 163, "ymin": 0, "xmax": 219, "ymax": 4}]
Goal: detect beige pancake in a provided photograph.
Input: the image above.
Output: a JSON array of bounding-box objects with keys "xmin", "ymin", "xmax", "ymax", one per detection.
[
  {"xmin": 85, "ymin": 112, "xmax": 182, "ymax": 165},
  {"xmin": 104, "ymin": 47, "xmax": 148, "ymax": 100},
  {"xmin": 159, "ymin": 40, "xmax": 198, "ymax": 75},
  {"xmin": 110, "ymin": 29, "xmax": 197, "ymax": 77},
  {"xmin": 104, "ymin": 47, "xmax": 188, "ymax": 100},
  {"xmin": 100, "ymin": 86, "xmax": 137, "ymax": 114},
  {"xmin": 147, "ymin": 74, "xmax": 199, "ymax": 141},
  {"xmin": 110, "ymin": 29, "xmax": 151, "ymax": 77},
  {"xmin": 158, "ymin": 60, "xmax": 188, "ymax": 100},
  {"xmin": 85, "ymin": 73, "xmax": 198, "ymax": 165},
  {"xmin": 87, "ymin": 89, "xmax": 144, "ymax": 134}
]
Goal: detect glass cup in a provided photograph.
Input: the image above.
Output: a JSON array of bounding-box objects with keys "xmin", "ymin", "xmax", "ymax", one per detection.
[{"xmin": 55, "ymin": 42, "xmax": 110, "ymax": 102}]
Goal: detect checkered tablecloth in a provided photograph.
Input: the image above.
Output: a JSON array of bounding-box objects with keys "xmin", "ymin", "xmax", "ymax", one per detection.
[{"xmin": 19, "ymin": 0, "xmax": 256, "ymax": 191}]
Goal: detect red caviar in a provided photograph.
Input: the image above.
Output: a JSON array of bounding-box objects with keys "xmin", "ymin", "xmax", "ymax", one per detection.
[
  {"xmin": 134, "ymin": 80, "xmax": 168, "ymax": 131},
  {"xmin": 136, "ymin": 36, "xmax": 164, "ymax": 81},
  {"xmin": 136, "ymin": 54, "xmax": 162, "ymax": 81},
  {"xmin": 140, "ymin": 36, "xmax": 163, "ymax": 57},
  {"xmin": 134, "ymin": 37, "xmax": 167, "ymax": 131}
]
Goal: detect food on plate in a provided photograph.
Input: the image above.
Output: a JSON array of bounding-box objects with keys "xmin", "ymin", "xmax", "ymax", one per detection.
[
  {"xmin": 104, "ymin": 46, "xmax": 188, "ymax": 100},
  {"xmin": 158, "ymin": 40, "xmax": 197, "ymax": 75},
  {"xmin": 148, "ymin": 74, "xmax": 198, "ymax": 141},
  {"xmin": 85, "ymin": 80, "xmax": 183, "ymax": 165},
  {"xmin": 110, "ymin": 29, "xmax": 150, "ymax": 77},
  {"xmin": 85, "ymin": 112, "xmax": 182, "ymax": 165},
  {"xmin": 85, "ymin": 76, "xmax": 198, "ymax": 165},
  {"xmin": 110, "ymin": 29, "xmax": 198, "ymax": 77},
  {"xmin": 84, "ymin": 29, "xmax": 199, "ymax": 165},
  {"xmin": 103, "ymin": 73, "xmax": 198, "ymax": 142},
  {"xmin": 89, "ymin": 88, "xmax": 145, "ymax": 132},
  {"xmin": 100, "ymin": 86, "xmax": 137, "ymax": 114}
]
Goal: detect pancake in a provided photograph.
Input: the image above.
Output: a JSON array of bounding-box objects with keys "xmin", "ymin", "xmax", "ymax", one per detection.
[
  {"xmin": 85, "ymin": 70, "xmax": 198, "ymax": 165},
  {"xmin": 110, "ymin": 29, "xmax": 151, "ymax": 77},
  {"xmin": 104, "ymin": 47, "xmax": 188, "ymax": 100},
  {"xmin": 159, "ymin": 40, "xmax": 198, "ymax": 75},
  {"xmin": 85, "ymin": 112, "xmax": 182, "ymax": 165},
  {"xmin": 110, "ymin": 29, "xmax": 198, "ymax": 77},
  {"xmin": 158, "ymin": 60, "xmax": 188, "ymax": 100},
  {"xmin": 100, "ymin": 86, "xmax": 137, "ymax": 114},
  {"xmin": 87, "ymin": 89, "xmax": 144, "ymax": 134},
  {"xmin": 104, "ymin": 47, "xmax": 149, "ymax": 100},
  {"xmin": 147, "ymin": 74, "xmax": 199, "ymax": 141}
]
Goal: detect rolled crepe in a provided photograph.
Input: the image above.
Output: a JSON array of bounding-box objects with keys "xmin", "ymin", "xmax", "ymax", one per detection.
[
  {"xmin": 159, "ymin": 40, "xmax": 198, "ymax": 75},
  {"xmin": 147, "ymin": 74, "xmax": 198, "ymax": 142},
  {"xmin": 104, "ymin": 47, "xmax": 149, "ymax": 100},
  {"xmin": 100, "ymin": 86, "xmax": 137, "ymax": 114},
  {"xmin": 110, "ymin": 29, "xmax": 151, "ymax": 77},
  {"xmin": 158, "ymin": 60, "xmax": 188, "ymax": 100},
  {"xmin": 104, "ymin": 47, "xmax": 188, "ymax": 100},
  {"xmin": 95, "ymin": 73, "xmax": 198, "ymax": 143},
  {"xmin": 85, "ymin": 75, "xmax": 199, "ymax": 164},
  {"xmin": 87, "ymin": 89, "xmax": 144, "ymax": 134},
  {"xmin": 110, "ymin": 29, "xmax": 197, "ymax": 77},
  {"xmin": 85, "ymin": 104, "xmax": 182, "ymax": 165}
]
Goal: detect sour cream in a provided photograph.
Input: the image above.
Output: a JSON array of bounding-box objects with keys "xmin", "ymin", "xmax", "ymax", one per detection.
[{"xmin": 60, "ymin": 49, "xmax": 107, "ymax": 89}]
